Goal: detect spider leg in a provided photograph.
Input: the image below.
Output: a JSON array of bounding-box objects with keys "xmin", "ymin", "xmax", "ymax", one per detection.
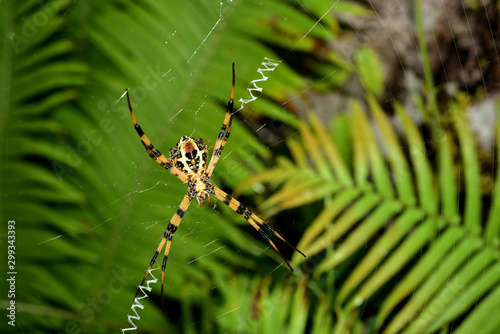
[
  {"xmin": 206, "ymin": 63, "xmax": 235, "ymax": 177},
  {"xmin": 212, "ymin": 186, "xmax": 305, "ymax": 271},
  {"xmin": 126, "ymin": 90, "xmax": 188, "ymax": 184},
  {"xmin": 134, "ymin": 193, "xmax": 193, "ymax": 309}
]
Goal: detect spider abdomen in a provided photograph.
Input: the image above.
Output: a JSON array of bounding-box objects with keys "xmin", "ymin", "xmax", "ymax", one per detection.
[{"xmin": 169, "ymin": 136, "xmax": 208, "ymax": 175}]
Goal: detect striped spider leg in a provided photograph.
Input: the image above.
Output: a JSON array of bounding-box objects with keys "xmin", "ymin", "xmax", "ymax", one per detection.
[{"xmin": 126, "ymin": 63, "xmax": 305, "ymax": 309}]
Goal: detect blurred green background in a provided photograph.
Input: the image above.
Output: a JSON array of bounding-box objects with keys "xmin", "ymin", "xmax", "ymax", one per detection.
[{"xmin": 1, "ymin": 0, "xmax": 500, "ymax": 333}]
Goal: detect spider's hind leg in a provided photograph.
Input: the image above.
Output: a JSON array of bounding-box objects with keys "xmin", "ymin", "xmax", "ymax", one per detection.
[
  {"xmin": 212, "ymin": 186, "xmax": 305, "ymax": 271},
  {"xmin": 134, "ymin": 193, "xmax": 193, "ymax": 309}
]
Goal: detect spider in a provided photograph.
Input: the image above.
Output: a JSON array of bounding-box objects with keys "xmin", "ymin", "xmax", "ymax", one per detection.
[{"xmin": 126, "ymin": 63, "xmax": 305, "ymax": 308}]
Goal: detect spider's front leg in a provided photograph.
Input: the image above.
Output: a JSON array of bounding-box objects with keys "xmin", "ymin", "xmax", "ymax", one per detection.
[
  {"xmin": 206, "ymin": 63, "xmax": 235, "ymax": 177},
  {"xmin": 126, "ymin": 89, "xmax": 188, "ymax": 184}
]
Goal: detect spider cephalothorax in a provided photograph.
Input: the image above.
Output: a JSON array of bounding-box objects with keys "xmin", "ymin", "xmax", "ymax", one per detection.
[
  {"xmin": 126, "ymin": 63, "xmax": 305, "ymax": 309},
  {"xmin": 186, "ymin": 174, "xmax": 213, "ymax": 205},
  {"xmin": 169, "ymin": 136, "xmax": 208, "ymax": 175}
]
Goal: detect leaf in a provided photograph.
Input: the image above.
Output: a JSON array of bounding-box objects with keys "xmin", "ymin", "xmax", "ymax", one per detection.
[
  {"xmin": 375, "ymin": 226, "xmax": 466, "ymax": 328},
  {"xmin": 453, "ymin": 285, "xmax": 500, "ymax": 334},
  {"xmin": 2, "ymin": 1, "xmax": 352, "ymax": 332},
  {"xmin": 485, "ymin": 104, "xmax": 500, "ymax": 244},
  {"xmin": 354, "ymin": 99, "xmax": 394, "ymax": 197},
  {"xmin": 243, "ymin": 95, "xmax": 500, "ymax": 333},
  {"xmin": 370, "ymin": 99, "xmax": 416, "ymax": 205},
  {"xmin": 4, "ymin": 0, "xmax": 500, "ymax": 332},
  {"xmin": 354, "ymin": 46, "xmax": 384, "ymax": 98},
  {"xmin": 337, "ymin": 208, "xmax": 424, "ymax": 304},
  {"xmin": 426, "ymin": 256, "xmax": 500, "ymax": 332},
  {"xmin": 437, "ymin": 131, "xmax": 459, "ymax": 222},
  {"xmin": 318, "ymin": 200, "xmax": 403, "ymax": 275}
]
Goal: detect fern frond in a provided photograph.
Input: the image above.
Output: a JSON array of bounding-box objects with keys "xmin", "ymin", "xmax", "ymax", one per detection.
[{"xmin": 241, "ymin": 98, "xmax": 500, "ymax": 333}]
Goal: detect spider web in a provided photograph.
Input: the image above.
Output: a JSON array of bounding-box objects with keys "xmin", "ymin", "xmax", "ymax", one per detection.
[
  {"xmin": 14, "ymin": 0, "xmax": 499, "ymax": 333},
  {"xmin": 143, "ymin": 1, "xmax": 498, "ymax": 332},
  {"xmin": 116, "ymin": 2, "xmax": 344, "ymax": 329}
]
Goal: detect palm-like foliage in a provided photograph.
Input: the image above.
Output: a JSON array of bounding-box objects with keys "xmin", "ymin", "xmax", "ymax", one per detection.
[
  {"xmin": 0, "ymin": 0, "xmax": 358, "ymax": 333},
  {"xmin": 238, "ymin": 95, "xmax": 500, "ymax": 332},
  {"xmin": 3, "ymin": 0, "xmax": 498, "ymax": 333}
]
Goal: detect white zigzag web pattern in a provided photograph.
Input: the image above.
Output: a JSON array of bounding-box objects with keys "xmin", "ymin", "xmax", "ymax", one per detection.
[
  {"xmin": 121, "ymin": 268, "xmax": 159, "ymax": 333},
  {"xmin": 236, "ymin": 57, "xmax": 281, "ymax": 112}
]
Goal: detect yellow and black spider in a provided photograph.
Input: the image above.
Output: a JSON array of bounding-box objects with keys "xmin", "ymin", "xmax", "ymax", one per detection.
[{"xmin": 126, "ymin": 63, "xmax": 305, "ymax": 308}]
